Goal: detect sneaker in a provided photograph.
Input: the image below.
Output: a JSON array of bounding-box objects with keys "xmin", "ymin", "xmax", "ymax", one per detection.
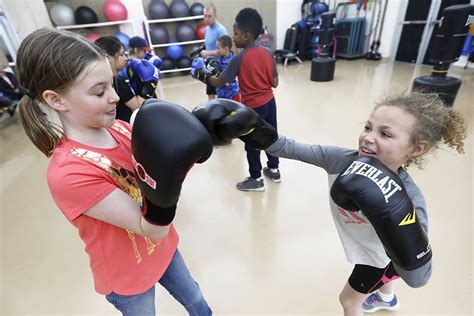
[
  {"xmin": 263, "ymin": 167, "xmax": 281, "ymax": 183},
  {"xmin": 236, "ymin": 177, "xmax": 264, "ymax": 192},
  {"xmin": 362, "ymin": 291, "xmax": 400, "ymax": 313}
]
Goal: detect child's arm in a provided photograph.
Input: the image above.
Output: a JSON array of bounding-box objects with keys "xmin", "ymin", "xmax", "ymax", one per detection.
[
  {"xmin": 272, "ymin": 76, "xmax": 279, "ymax": 88},
  {"xmin": 124, "ymin": 95, "xmax": 145, "ymax": 112},
  {"xmin": 331, "ymin": 156, "xmax": 432, "ymax": 283},
  {"xmin": 392, "ymin": 182, "xmax": 432, "ymax": 287},
  {"xmin": 266, "ymin": 136, "xmax": 348, "ymax": 169},
  {"xmin": 85, "ymin": 189, "xmax": 170, "ymax": 241},
  {"xmin": 393, "ymin": 260, "xmax": 432, "ymax": 288},
  {"xmin": 200, "ymin": 49, "xmax": 217, "ymax": 58},
  {"xmin": 208, "ymin": 75, "xmax": 226, "ymax": 87},
  {"xmin": 87, "ymin": 100, "xmax": 214, "ymax": 239},
  {"xmin": 272, "ymin": 55, "xmax": 279, "ymax": 88},
  {"xmin": 116, "ymin": 75, "xmax": 144, "ymax": 111},
  {"xmin": 191, "ymin": 57, "xmax": 226, "ymax": 87}
]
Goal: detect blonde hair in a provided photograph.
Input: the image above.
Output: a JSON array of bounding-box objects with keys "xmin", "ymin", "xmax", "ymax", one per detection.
[
  {"xmin": 16, "ymin": 28, "xmax": 105, "ymax": 157},
  {"xmin": 375, "ymin": 92, "xmax": 467, "ymax": 168}
]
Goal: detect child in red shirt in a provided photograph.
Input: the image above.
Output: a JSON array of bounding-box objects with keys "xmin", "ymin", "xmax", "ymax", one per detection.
[
  {"xmin": 192, "ymin": 8, "xmax": 281, "ymax": 192},
  {"xmin": 16, "ymin": 28, "xmax": 211, "ymax": 315}
]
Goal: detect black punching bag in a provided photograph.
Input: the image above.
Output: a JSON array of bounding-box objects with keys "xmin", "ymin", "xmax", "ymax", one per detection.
[
  {"xmin": 412, "ymin": 4, "xmax": 474, "ymax": 106},
  {"xmin": 311, "ymin": 11, "xmax": 336, "ymax": 82}
]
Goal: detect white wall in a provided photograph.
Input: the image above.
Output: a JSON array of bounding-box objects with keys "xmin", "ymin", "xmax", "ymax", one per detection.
[
  {"xmin": 1, "ymin": 0, "xmax": 52, "ymax": 42},
  {"xmin": 276, "ymin": 0, "xmax": 301, "ymax": 50},
  {"xmin": 379, "ymin": 0, "xmax": 406, "ymax": 59},
  {"xmin": 120, "ymin": 0, "xmax": 146, "ymax": 37}
]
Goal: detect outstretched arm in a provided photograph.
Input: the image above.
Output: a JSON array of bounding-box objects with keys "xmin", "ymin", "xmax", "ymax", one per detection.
[{"xmin": 191, "ymin": 57, "xmax": 226, "ymax": 87}]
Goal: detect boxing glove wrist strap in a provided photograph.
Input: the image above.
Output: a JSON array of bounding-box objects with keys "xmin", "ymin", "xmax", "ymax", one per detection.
[{"xmin": 141, "ymin": 198, "xmax": 176, "ymax": 226}]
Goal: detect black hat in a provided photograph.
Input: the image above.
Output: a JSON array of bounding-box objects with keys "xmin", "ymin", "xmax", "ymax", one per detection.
[{"xmin": 129, "ymin": 36, "xmax": 151, "ymax": 51}]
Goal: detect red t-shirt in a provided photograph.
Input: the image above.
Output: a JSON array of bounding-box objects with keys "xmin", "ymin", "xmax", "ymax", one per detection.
[
  {"xmin": 220, "ymin": 46, "xmax": 277, "ymax": 108},
  {"xmin": 47, "ymin": 121, "xmax": 179, "ymax": 295}
]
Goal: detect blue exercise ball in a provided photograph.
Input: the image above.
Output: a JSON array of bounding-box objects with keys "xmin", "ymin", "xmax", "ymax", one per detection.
[
  {"xmin": 311, "ymin": 2, "xmax": 329, "ymax": 17},
  {"xmin": 149, "ymin": 0, "xmax": 169, "ymax": 19},
  {"xmin": 114, "ymin": 32, "xmax": 130, "ymax": 51},
  {"xmin": 169, "ymin": 1, "xmax": 189, "ymax": 18},
  {"xmin": 150, "ymin": 25, "xmax": 169, "ymax": 44},
  {"xmin": 75, "ymin": 6, "xmax": 98, "ymax": 24},
  {"xmin": 49, "ymin": 3, "xmax": 75, "ymax": 26},
  {"xmin": 176, "ymin": 23, "xmax": 195, "ymax": 42},
  {"xmin": 166, "ymin": 43, "xmax": 184, "ymax": 60}
]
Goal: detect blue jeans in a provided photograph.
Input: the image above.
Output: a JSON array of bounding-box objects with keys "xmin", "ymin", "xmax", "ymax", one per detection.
[{"xmin": 105, "ymin": 249, "xmax": 211, "ymax": 315}]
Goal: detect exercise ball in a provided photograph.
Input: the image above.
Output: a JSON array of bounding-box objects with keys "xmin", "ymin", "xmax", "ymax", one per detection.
[
  {"xmin": 196, "ymin": 22, "xmax": 206, "ymax": 40},
  {"xmin": 103, "ymin": 0, "xmax": 128, "ymax": 21},
  {"xmin": 150, "ymin": 25, "xmax": 169, "ymax": 44},
  {"xmin": 311, "ymin": 2, "xmax": 329, "ymax": 17},
  {"xmin": 169, "ymin": 1, "xmax": 189, "ymax": 18},
  {"xmin": 189, "ymin": 2, "xmax": 204, "ymax": 16},
  {"xmin": 161, "ymin": 57, "xmax": 175, "ymax": 71},
  {"xmin": 114, "ymin": 32, "xmax": 130, "ymax": 50},
  {"xmin": 49, "ymin": 3, "xmax": 75, "ymax": 26},
  {"xmin": 149, "ymin": 0, "xmax": 169, "ymax": 19},
  {"xmin": 166, "ymin": 43, "xmax": 184, "ymax": 60},
  {"xmin": 176, "ymin": 23, "xmax": 195, "ymax": 42},
  {"xmin": 176, "ymin": 56, "xmax": 192, "ymax": 68},
  {"xmin": 75, "ymin": 6, "xmax": 98, "ymax": 24},
  {"xmin": 87, "ymin": 33, "xmax": 102, "ymax": 42}
]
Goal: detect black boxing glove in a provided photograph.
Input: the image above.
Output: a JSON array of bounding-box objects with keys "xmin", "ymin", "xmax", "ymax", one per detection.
[
  {"xmin": 330, "ymin": 156, "xmax": 432, "ymax": 271},
  {"xmin": 191, "ymin": 57, "xmax": 213, "ymax": 84},
  {"xmin": 189, "ymin": 44, "xmax": 205, "ymax": 59},
  {"xmin": 204, "ymin": 57, "xmax": 220, "ymax": 76},
  {"xmin": 192, "ymin": 98, "xmax": 278, "ymax": 150},
  {"xmin": 132, "ymin": 99, "xmax": 213, "ymax": 225}
]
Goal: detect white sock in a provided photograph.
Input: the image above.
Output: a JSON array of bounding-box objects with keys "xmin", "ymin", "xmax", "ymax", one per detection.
[
  {"xmin": 270, "ymin": 168, "xmax": 278, "ymax": 173},
  {"xmin": 377, "ymin": 290, "xmax": 394, "ymax": 302},
  {"xmin": 256, "ymin": 177, "xmax": 263, "ymax": 181}
]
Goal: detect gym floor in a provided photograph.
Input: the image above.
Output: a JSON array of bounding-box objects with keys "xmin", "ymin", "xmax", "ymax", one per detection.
[{"xmin": 1, "ymin": 59, "xmax": 473, "ymax": 315}]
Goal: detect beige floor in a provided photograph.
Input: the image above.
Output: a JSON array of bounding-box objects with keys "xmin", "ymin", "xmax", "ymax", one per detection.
[{"xmin": 1, "ymin": 59, "xmax": 473, "ymax": 316}]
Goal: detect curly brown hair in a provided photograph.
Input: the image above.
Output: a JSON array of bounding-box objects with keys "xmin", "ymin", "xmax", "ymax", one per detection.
[{"xmin": 374, "ymin": 92, "xmax": 468, "ymax": 169}]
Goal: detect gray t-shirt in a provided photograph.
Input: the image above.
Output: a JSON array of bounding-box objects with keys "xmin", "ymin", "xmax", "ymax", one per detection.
[{"xmin": 267, "ymin": 136, "xmax": 432, "ymax": 287}]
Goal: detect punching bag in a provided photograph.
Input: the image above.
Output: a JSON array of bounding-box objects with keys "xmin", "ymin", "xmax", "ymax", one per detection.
[
  {"xmin": 311, "ymin": 11, "xmax": 336, "ymax": 82},
  {"xmin": 412, "ymin": 4, "xmax": 474, "ymax": 106}
]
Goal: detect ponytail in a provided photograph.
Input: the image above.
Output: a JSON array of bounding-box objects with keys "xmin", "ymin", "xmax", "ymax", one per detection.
[{"xmin": 19, "ymin": 96, "xmax": 63, "ymax": 157}]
